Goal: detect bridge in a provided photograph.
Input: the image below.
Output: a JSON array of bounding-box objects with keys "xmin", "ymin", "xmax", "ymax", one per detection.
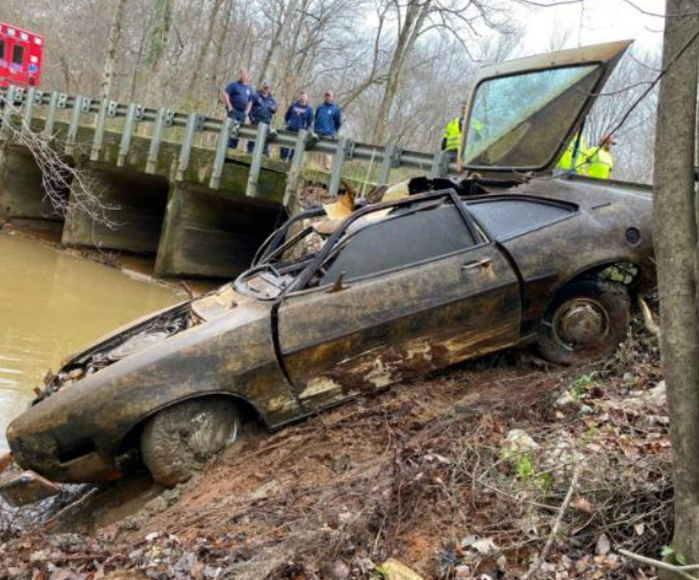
[{"xmin": 0, "ymin": 85, "xmax": 452, "ymax": 278}]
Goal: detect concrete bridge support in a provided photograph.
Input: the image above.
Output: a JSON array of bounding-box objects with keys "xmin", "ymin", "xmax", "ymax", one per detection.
[
  {"xmin": 0, "ymin": 144, "xmax": 67, "ymax": 220},
  {"xmin": 155, "ymin": 182, "xmax": 281, "ymax": 278},
  {"xmin": 62, "ymin": 163, "xmax": 169, "ymax": 253}
]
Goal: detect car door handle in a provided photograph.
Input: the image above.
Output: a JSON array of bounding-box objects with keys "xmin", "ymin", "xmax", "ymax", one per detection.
[{"xmin": 461, "ymin": 258, "xmax": 491, "ymax": 272}]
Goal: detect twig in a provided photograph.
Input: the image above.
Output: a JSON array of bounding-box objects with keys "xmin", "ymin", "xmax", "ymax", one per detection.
[
  {"xmin": 638, "ymin": 296, "xmax": 661, "ymax": 337},
  {"xmin": 522, "ymin": 465, "xmax": 581, "ymax": 580},
  {"xmin": 618, "ymin": 548, "xmax": 699, "ymax": 580}
]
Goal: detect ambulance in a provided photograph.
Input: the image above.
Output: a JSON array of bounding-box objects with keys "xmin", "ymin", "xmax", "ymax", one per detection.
[{"xmin": 0, "ymin": 21, "xmax": 44, "ymax": 88}]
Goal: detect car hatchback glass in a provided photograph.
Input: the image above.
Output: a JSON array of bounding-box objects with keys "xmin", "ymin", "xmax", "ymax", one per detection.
[{"xmin": 460, "ymin": 40, "xmax": 631, "ymax": 174}]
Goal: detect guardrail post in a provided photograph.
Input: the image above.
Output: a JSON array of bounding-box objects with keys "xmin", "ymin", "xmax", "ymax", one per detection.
[
  {"xmin": 65, "ymin": 95, "xmax": 84, "ymax": 155},
  {"xmin": 378, "ymin": 144, "xmax": 401, "ymax": 185},
  {"xmin": 42, "ymin": 91, "xmax": 60, "ymax": 139},
  {"xmin": 22, "ymin": 87, "xmax": 36, "ymax": 131},
  {"xmin": 210, "ymin": 117, "xmax": 235, "ymax": 189},
  {"xmin": 90, "ymin": 99, "xmax": 110, "ymax": 161},
  {"xmin": 282, "ymin": 129, "xmax": 309, "ymax": 207},
  {"xmin": 245, "ymin": 123, "xmax": 269, "ymax": 197},
  {"xmin": 176, "ymin": 112, "xmax": 204, "ymax": 181},
  {"xmin": 429, "ymin": 150, "xmax": 449, "ymax": 178},
  {"xmin": 328, "ymin": 136, "xmax": 354, "ymax": 197},
  {"xmin": 146, "ymin": 107, "xmax": 169, "ymax": 174},
  {"xmin": 117, "ymin": 103, "xmax": 142, "ymax": 167},
  {"xmin": 0, "ymin": 85, "xmax": 17, "ymax": 141}
]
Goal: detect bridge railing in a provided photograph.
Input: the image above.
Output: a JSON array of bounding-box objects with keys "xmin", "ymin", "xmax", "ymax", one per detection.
[{"xmin": 0, "ymin": 85, "xmax": 453, "ymax": 206}]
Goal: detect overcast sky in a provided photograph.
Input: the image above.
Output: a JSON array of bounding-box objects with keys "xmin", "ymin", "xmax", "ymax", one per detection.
[{"xmin": 515, "ymin": 0, "xmax": 665, "ymax": 55}]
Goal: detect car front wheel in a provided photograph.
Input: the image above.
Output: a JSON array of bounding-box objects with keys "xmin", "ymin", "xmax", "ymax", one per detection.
[
  {"xmin": 141, "ymin": 397, "xmax": 241, "ymax": 486},
  {"xmin": 538, "ymin": 280, "xmax": 630, "ymax": 365}
]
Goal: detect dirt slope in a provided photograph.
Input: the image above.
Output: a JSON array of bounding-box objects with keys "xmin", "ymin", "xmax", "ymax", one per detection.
[{"xmin": 0, "ymin": 324, "xmax": 669, "ymax": 579}]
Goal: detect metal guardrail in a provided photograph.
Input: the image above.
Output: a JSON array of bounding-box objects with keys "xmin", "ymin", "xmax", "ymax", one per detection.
[{"xmin": 0, "ymin": 85, "xmax": 451, "ymax": 205}]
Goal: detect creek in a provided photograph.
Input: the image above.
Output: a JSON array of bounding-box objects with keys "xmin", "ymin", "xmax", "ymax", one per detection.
[{"xmin": 0, "ymin": 231, "xmax": 185, "ymax": 450}]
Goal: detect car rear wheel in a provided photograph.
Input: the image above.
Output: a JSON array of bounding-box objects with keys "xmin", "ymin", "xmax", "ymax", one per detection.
[
  {"xmin": 141, "ymin": 398, "xmax": 240, "ymax": 486},
  {"xmin": 538, "ymin": 280, "xmax": 630, "ymax": 365}
]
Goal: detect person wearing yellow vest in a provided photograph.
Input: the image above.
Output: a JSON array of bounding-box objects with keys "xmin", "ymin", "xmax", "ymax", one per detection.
[
  {"xmin": 586, "ymin": 134, "xmax": 615, "ymax": 179},
  {"xmin": 441, "ymin": 102, "xmax": 485, "ymax": 161},
  {"xmin": 556, "ymin": 133, "xmax": 588, "ymax": 176},
  {"xmin": 442, "ymin": 102, "xmax": 467, "ymax": 160}
]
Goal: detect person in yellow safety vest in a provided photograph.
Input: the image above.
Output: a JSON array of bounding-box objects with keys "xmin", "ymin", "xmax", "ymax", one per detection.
[
  {"xmin": 586, "ymin": 134, "xmax": 615, "ymax": 179},
  {"xmin": 556, "ymin": 133, "xmax": 588, "ymax": 175},
  {"xmin": 441, "ymin": 102, "xmax": 484, "ymax": 161},
  {"xmin": 442, "ymin": 102, "xmax": 467, "ymax": 160}
]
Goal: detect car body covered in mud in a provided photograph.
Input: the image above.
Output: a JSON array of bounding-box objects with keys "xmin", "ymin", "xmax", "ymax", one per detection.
[{"xmin": 5, "ymin": 40, "xmax": 655, "ymax": 488}]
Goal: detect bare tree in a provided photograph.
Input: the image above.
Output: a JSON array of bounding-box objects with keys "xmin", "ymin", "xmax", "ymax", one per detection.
[
  {"xmin": 99, "ymin": 0, "xmax": 128, "ymax": 99},
  {"xmin": 653, "ymin": 0, "xmax": 699, "ymax": 576}
]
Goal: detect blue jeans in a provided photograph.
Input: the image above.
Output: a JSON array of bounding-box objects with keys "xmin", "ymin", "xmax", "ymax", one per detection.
[
  {"xmin": 280, "ymin": 128, "xmax": 299, "ymax": 161},
  {"xmin": 227, "ymin": 109, "xmax": 246, "ymax": 149},
  {"xmin": 246, "ymin": 122, "xmax": 270, "ymax": 156}
]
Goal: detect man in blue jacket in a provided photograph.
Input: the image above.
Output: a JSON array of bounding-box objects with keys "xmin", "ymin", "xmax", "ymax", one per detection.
[
  {"xmin": 314, "ymin": 90, "xmax": 342, "ymax": 137},
  {"xmin": 281, "ymin": 91, "xmax": 313, "ymax": 161},
  {"xmin": 247, "ymin": 81, "xmax": 277, "ymax": 156},
  {"xmin": 221, "ymin": 68, "xmax": 254, "ymax": 149},
  {"xmin": 313, "ymin": 90, "xmax": 342, "ymax": 169}
]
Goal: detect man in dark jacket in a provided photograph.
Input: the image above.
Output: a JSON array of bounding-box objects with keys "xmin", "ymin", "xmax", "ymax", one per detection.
[
  {"xmin": 221, "ymin": 68, "xmax": 254, "ymax": 149},
  {"xmin": 246, "ymin": 81, "xmax": 277, "ymax": 156},
  {"xmin": 313, "ymin": 90, "xmax": 342, "ymax": 169},
  {"xmin": 281, "ymin": 91, "xmax": 313, "ymax": 161},
  {"xmin": 314, "ymin": 90, "xmax": 342, "ymax": 137}
]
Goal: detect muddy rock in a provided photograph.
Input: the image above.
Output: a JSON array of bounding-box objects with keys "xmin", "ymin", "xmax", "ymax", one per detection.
[
  {"xmin": 323, "ymin": 559, "xmax": 351, "ymax": 580},
  {"xmin": 504, "ymin": 429, "xmax": 539, "ymax": 452}
]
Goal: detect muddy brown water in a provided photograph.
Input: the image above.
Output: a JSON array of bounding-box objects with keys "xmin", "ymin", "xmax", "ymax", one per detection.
[{"xmin": 0, "ymin": 231, "xmax": 186, "ymax": 451}]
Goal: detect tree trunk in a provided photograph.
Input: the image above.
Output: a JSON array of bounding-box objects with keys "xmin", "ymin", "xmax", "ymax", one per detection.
[
  {"xmin": 373, "ymin": 0, "xmax": 431, "ymax": 144},
  {"xmin": 654, "ymin": 1, "xmax": 699, "ymax": 576},
  {"xmin": 190, "ymin": 0, "xmax": 225, "ymax": 95},
  {"xmin": 99, "ymin": 0, "xmax": 128, "ymax": 99},
  {"xmin": 144, "ymin": 0, "xmax": 173, "ymax": 72}
]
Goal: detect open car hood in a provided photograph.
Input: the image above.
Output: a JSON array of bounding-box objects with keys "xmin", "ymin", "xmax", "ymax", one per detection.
[{"xmin": 460, "ymin": 39, "xmax": 632, "ymax": 176}]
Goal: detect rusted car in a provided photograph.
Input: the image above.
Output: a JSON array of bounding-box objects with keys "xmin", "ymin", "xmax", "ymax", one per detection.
[{"xmin": 5, "ymin": 39, "xmax": 654, "ymax": 491}]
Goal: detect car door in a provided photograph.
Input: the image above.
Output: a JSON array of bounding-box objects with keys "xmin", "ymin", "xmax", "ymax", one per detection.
[{"xmin": 275, "ymin": 195, "xmax": 521, "ymax": 410}]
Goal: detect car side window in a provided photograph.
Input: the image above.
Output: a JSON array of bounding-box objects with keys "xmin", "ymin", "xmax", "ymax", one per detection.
[
  {"xmin": 467, "ymin": 199, "xmax": 574, "ymax": 239},
  {"xmin": 318, "ymin": 204, "xmax": 475, "ymax": 285}
]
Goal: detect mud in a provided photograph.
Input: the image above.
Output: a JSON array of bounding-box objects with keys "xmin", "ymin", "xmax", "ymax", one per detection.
[{"xmin": 1, "ymin": 349, "xmax": 580, "ymax": 577}]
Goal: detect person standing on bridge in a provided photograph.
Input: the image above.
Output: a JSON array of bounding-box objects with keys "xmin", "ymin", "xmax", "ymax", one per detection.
[
  {"xmin": 313, "ymin": 90, "xmax": 342, "ymax": 169},
  {"xmin": 280, "ymin": 90, "xmax": 314, "ymax": 162},
  {"xmin": 246, "ymin": 81, "xmax": 278, "ymax": 156},
  {"xmin": 222, "ymin": 68, "xmax": 254, "ymax": 150}
]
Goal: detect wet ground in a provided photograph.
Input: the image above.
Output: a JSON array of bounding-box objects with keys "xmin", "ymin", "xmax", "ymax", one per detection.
[{"xmin": 0, "ymin": 230, "xmax": 186, "ymax": 450}]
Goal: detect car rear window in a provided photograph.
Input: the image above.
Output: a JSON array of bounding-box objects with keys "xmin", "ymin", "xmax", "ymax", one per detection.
[
  {"xmin": 320, "ymin": 204, "xmax": 475, "ymax": 284},
  {"xmin": 467, "ymin": 199, "xmax": 574, "ymax": 239}
]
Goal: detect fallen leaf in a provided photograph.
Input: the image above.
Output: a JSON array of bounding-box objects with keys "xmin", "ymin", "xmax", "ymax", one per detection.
[
  {"xmin": 596, "ymin": 533, "xmax": 611, "ymax": 556},
  {"xmin": 570, "ymin": 496, "xmax": 595, "ymax": 514}
]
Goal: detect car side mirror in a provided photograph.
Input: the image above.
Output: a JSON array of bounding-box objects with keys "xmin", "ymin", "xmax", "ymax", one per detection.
[{"xmin": 326, "ymin": 271, "xmax": 349, "ymax": 293}]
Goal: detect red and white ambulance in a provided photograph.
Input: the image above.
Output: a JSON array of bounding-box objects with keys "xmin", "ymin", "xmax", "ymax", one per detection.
[{"xmin": 0, "ymin": 22, "xmax": 44, "ymax": 88}]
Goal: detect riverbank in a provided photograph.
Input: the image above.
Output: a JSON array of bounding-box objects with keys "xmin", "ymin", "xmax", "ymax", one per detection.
[{"xmin": 0, "ymin": 314, "xmax": 669, "ymax": 579}]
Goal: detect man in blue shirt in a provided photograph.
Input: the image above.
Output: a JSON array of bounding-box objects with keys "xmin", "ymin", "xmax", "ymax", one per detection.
[
  {"xmin": 221, "ymin": 68, "xmax": 253, "ymax": 149},
  {"xmin": 313, "ymin": 90, "xmax": 342, "ymax": 169},
  {"xmin": 281, "ymin": 91, "xmax": 313, "ymax": 161},
  {"xmin": 246, "ymin": 80, "xmax": 277, "ymax": 156}
]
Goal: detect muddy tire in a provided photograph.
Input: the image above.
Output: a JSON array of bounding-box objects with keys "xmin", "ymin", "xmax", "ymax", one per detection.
[
  {"xmin": 141, "ymin": 398, "xmax": 240, "ymax": 486},
  {"xmin": 538, "ymin": 280, "xmax": 630, "ymax": 365}
]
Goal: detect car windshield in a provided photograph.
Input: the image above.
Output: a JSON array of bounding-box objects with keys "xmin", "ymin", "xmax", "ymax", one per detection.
[{"xmin": 464, "ymin": 64, "xmax": 603, "ymax": 170}]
